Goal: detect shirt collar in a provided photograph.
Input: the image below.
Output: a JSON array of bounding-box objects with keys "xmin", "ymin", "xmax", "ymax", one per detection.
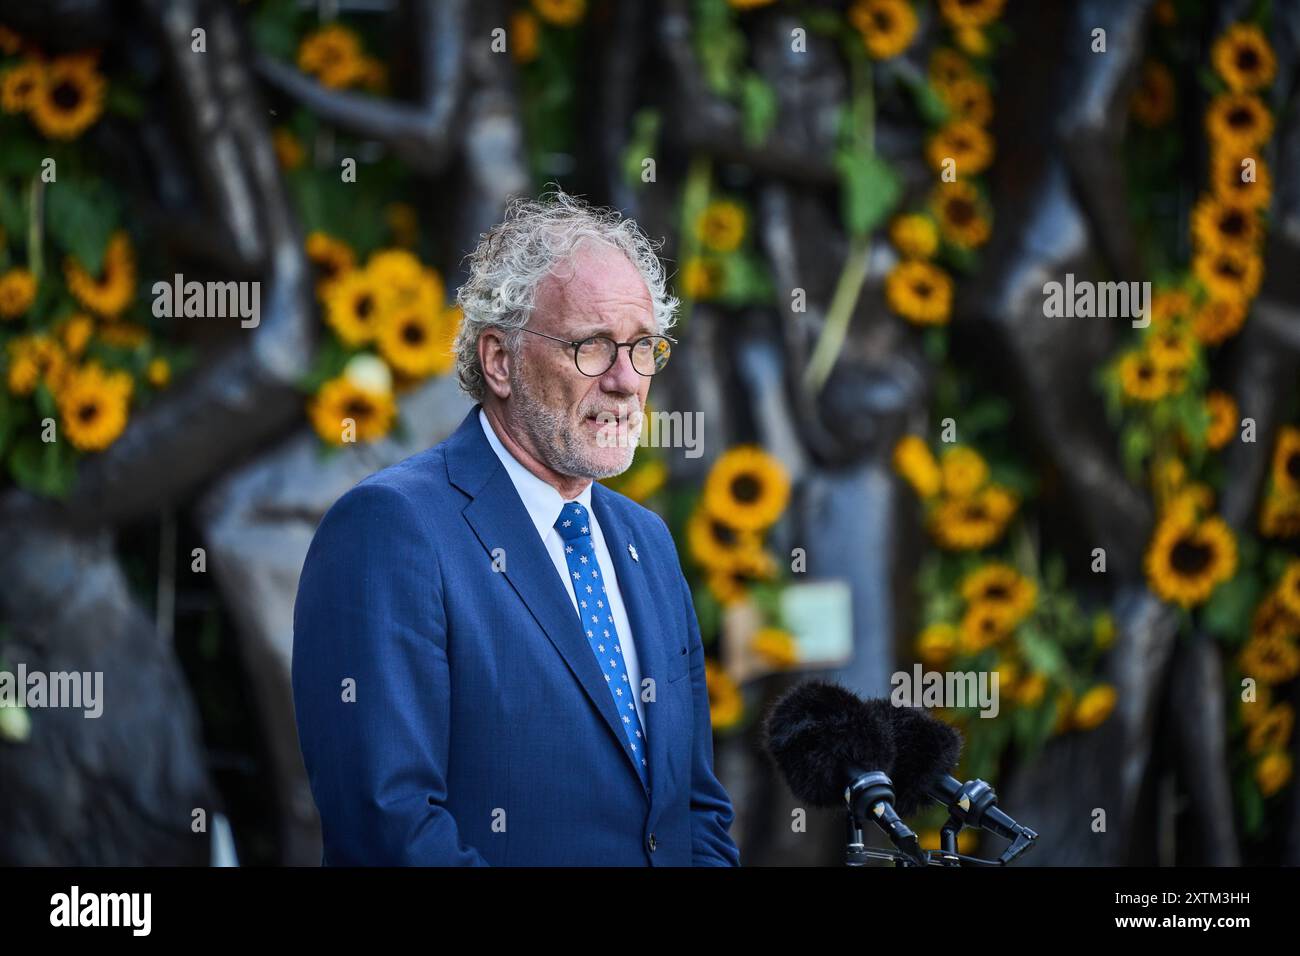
[{"xmin": 479, "ymin": 407, "xmax": 593, "ymax": 539}]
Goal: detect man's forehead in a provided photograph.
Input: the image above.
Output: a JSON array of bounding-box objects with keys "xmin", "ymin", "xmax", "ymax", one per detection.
[{"xmin": 533, "ymin": 243, "xmax": 653, "ymax": 326}]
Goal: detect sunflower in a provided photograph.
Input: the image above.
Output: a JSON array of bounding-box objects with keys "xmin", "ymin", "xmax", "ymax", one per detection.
[
  {"xmin": 992, "ymin": 656, "xmax": 1020, "ymax": 695},
  {"xmin": 939, "ymin": 76, "xmax": 994, "ymax": 126},
  {"xmin": 297, "ymin": 25, "xmax": 366, "ymax": 89},
  {"xmin": 687, "ymin": 507, "xmax": 763, "ymax": 571},
  {"xmin": 941, "ymin": 445, "xmax": 988, "ymax": 497},
  {"xmin": 0, "ymin": 24, "xmax": 21, "ymax": 55},
  {"xmin": 926, "ymin": 120, "xmax": 994, "ymax": 176},
  {"xmin": 1260, "ymin": 492, "xmax": 1300, "ymax": 539},
  {"xmin": 1211, "ymin": 23, "xmax": 1276, "ymax": 92},
  {"xmin": 1247, "ymin": 703, "xmax": 1294, "ymax": 756},
  {"xmin": 937, "ymin": 0, "xmax": 1005, "ymax": 29},
  {"xmin": 1118, "ymin": 350, "xmax": 1166, "ymax": 402},
  {"xmin": 751, "ymin": 627, "xmax": 798, "ymax": 669},
  {"xmin": 960, "ymin": 562, "xmax": 1037, "ymax": 629},
  {"xmin": 56, "ymin": 312, "xmax": 94, "ymax": 356},
  {"xmin": 377, "ymin": 306, "xmax": 456, "ymax": 379},
  {"xmin": 959, "ymin": 602, "xmax": 1010, "ymax": 653},
  {"xmin": 1191, "ymin": 193, "xmax": 1261, "ymax": 253},
  {"xmin": 1256, "ymin": 751, "xmax": 1292, "ymax": 797},
  {"xmin": 1145, "ymin": 325, "xmax": 1196, "ymax": 372},
  {"xmin": 1238, "ymin": 634, "xmax": 1300, "ymax": 686},
  {"xmin": 1205, "ymin": 93, "xmax": 1273, "ymax": 153},
  {"xmin": 1200, "ymin": 390, "xmax": 1237, "ymax": 451},
  {"xmin": 695, "ymin": 200, "xmax": 747, "ymax": 253},
  {"xmin": 64, "ymin": 231, "xmax": 136, "ymax": 317},
  {"xmin": 367, "ymin": 249, "xmax": 443, "ymax": 318},
  {"xmin": 916, "ymin": 622, "xmax": 959, "ymax": 667},
  {"xmin": 385, "ymin": 202, "xmax": 419, "ymax": 249},
  {"xmin": 1193, "ymin": 297, "xmax": 1247, "ymax": 346},
  {"xmin": 1277, "ymin": 562, "xmax": 1300, "ymax": 619},
  {"xmin": 272, "ymin": 128, "xmax": 304, "ymax": 170},
  {"xmin": 1192, "ymin": 246, "xmax": 1262, "ymax": 302},
  {"xmin": 893, "ymin": 434, "xmax": 941, "ymax": 498},
  {"xmin": 28, "ymin": 54, "xmax": 106, "ymax": 140},
  {"xmin": 705, "ymin": 659, "xmax": 743, "ymax": 730},
  {"xmin": 324, "ymin": 269, "xmax": 385, "ymax": 346},
  {"xmin": 56, "ymin": 362, "xmax": 131, "ymax": 452},
  {"xmin": 1210, "ymin": 152, "xmax": 1271, "ymax": 210},
  {"xmin": 6, "ymin": 334, "xmax": 67, "ymax": 396},
  {"xmin": 928, "ymin": 48, "xmax": 974, "ymax": 94},
  {"xmin": 533, "ymin": 0, "xmax": 587, "ymax": 26},
  {"xmin": 888, "ymin": 214, "xmax": 938, "ymax": 259},
  {"xmin": 1271, "ymin": 427, "xmax": 1300, "ymax": 496},
  {"xmin": 305, "ymin": 231, "xmax": 356, "ymax": 299},
  {"xmin": 0, "ymin": 59, "xmax": 41, "ymax": 113},
  {"xmin": 1242, "ymin": 683, "xmax": 1274, "ymax": 724},
  {"xmin": 1144, "ymin": 513, "xmax": 1237, "ymax": 608},
  {"xmin": 931, "ymin": 180, "xmax": 991, "ymax": 249},
  {"xmin": 1252, "ymin": 592, "xmax": 1300, "ymax": 642},
  {"xmin": 702, "ymin": 445, "xmax": 790, "ymax": 531},
  {"xmin": 309, "ymin": 375, "xmax": 396, "ymax": 445},
  {"xmin": 1072, "ymin": 685, "xmax": 1117, "ymax": 731},
  {"xmin": 680, "ymin": 256, "xmax": 724, "ymax": 300},
  {"xmin": 357, "ymin": 57, "xmax": 387, "ymax": 94},
  {"xmin": 1150, "ymin": 289, "xmax": 1193, "ymax": 325},
  {"xmin": 0, "ymin": 266, "xmax": 36, "ymax": 318},
  {"xmin": 610, "ymin": 458, "xmax": 668, "ymax": 503},
  {"xmin": 885, "ymin": 260, "xmax": 952, "ymax": 326},
  {"xmin": 954, "ymin": 26, "xmax": 990, "ymax": 58},
  {"xmin": 96, "ymin": 321, "xmax": 147, "ymax": 348},
  {"xmin": 848, "ymin": 0, "xmax": 918, "ymax": 61},
  {"xmin": 511, "ymin": 10, "xmax": 540, "ymax": 64},
  {"xmin": 1016, "ymin": 672, "xmax": 1048, "ymax": 706},
  {"xmin": 928, "ymin": 484, "xmax": 1017, "ymax": 550},
  {"xmin": 1130, "ymin": 60, "xmax": 1175, "ymax": 127}
]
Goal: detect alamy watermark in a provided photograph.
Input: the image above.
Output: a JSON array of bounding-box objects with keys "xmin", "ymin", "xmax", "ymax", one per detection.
[
  {"xmin": 1043, "ymin": 273, "xmax": 1150, "ymax": 328},
  {"xmin": 594, "ymin": 405, "xmax": 703, "ymax": 459},
  {"xmin": 891, "ymin": 664, "xmax": 1000, "ymax": 718},
  {"xmin": 152, "ymin": 273, "xmax": 260, "ymax": 328},
  {"xmin": 0, "ymin": 664, "xmax": 102, "ymax": 718}
]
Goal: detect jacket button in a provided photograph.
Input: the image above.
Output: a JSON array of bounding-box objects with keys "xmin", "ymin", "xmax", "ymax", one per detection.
[{"xmin": 647, "ymin": 833, "xmax": 657, "ymax": 852}]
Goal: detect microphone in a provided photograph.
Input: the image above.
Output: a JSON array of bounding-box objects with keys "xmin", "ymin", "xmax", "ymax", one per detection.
[
  {"xmin": 886, "ymin": 704, "xmax": 1038, "ymax": 860},
  {"xmin": 762, "ymin": 681, "xmax": 924, "ymax": 864}
]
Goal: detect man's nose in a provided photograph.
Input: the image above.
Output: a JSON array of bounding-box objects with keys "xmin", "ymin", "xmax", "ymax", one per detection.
[{"xmin": 600, "ymin": 345, "xmax": 642, "ymax": 393}]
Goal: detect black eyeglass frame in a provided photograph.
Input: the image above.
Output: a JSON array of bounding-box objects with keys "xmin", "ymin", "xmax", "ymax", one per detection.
[{"xmin": 517, "ymin": 326, "xmax": 677, "ymax": 377}]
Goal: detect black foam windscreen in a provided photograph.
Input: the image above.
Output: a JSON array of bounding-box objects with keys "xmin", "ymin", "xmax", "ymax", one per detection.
[
  {"xmin": 761, "ymin": 680, "xmax": 897, "ymax": 808},
  {"xmin": 886, "ymin": 704, "xmax": 964, "ymax": 816}
]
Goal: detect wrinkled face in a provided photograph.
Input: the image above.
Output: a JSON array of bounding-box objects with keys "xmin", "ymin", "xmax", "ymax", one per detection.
[{"xmin": 508, "ymin": 240, "xmax": 656, "ymax": 479}]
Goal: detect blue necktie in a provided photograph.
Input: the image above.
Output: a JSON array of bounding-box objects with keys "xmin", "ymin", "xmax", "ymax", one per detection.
[{"xmin": 554, "ymin": 500, "xmax": 650, "ymax": 793}]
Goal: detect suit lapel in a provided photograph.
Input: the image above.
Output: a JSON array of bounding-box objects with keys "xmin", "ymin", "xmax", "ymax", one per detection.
[
  {"xmin": 448, "ymin": 408, "xmax": 651, "ymax": 798},
  {"xmin": 591, "ymin": 486, "xmax": 673, "ymax": 812}
]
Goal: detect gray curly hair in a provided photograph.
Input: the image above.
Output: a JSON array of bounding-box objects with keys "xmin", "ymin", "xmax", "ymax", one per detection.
[{"xmin": 453, "ymin": 187, "xmax": 680, "ymax": 402}]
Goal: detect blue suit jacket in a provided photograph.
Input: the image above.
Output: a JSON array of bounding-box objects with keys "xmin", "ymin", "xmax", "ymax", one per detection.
[{"xmin": 291, "ymin": 404, "xmax": 740, "ymax": 866}]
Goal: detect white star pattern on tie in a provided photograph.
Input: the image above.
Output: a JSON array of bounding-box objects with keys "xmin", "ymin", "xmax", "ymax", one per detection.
[{"xmin": 553, "ymin": 500, "xmax": 650, "ymax": 792}]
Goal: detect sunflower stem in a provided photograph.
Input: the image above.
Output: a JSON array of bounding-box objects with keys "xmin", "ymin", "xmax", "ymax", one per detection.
[
  {"xmin": 802, "ymin": 234, "xmax": 872, "ymax": 395},
  {"xmin": 27, "ymin": 175, "xmax": 45, "ymax": 284},
  {"xmin": 674, "ymin": 152, "xmax": 713, "ymax": 334}
]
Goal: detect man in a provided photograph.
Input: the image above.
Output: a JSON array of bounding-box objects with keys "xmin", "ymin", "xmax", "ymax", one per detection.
[{"xmin": 292, "ymin": 190, "xmax": 740, "ymax": 866}]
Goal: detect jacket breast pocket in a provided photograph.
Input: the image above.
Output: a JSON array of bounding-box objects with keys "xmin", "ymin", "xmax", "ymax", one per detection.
[{"xmin": 667, "ymin": 642, "xmax": 691, "ymax": 684}]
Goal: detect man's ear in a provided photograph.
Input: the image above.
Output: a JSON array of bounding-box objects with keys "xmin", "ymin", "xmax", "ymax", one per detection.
[{"xmin": 479, "ymin": 328, "xmax": 512, "ymax": 400}]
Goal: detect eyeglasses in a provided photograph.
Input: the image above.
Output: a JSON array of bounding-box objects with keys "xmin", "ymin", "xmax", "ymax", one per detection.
[{"xmin": 518, "ymin": 327, "xmax": 675, "ymax": 377}]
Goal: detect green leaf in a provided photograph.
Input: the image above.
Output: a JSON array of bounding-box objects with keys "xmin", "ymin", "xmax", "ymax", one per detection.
[
  {"xmin": 621, "ymin": 109, "xmax": 661, "ymax": 191},
  {"xmin": 836, "ymin": 151, "xmax": 901, "ymax": 238},
  {"xmin": 739, "ymin": 73, "xmax": 778, "ymax": 147},
  {"xmin": 9, "ymin": 436, "xmax": 76, "ymax": 498},
  {"xmin": 1202, "ymin": 570, "xmax": 1260, "ymax": 644},
  {"xmin": 45, "ymin": 179, "xmax": 118, "ymax": 274}
]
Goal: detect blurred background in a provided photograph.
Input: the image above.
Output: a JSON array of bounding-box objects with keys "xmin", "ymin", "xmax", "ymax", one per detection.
[{"xmin": 0, "ymin": 0, "xmax": 1298, "ymax": 867}]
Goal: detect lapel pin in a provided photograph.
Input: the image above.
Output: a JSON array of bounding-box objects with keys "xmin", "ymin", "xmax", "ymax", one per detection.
[{"xmin": 628, "ymin": 543, "xmax": 639, "ymax": 562}]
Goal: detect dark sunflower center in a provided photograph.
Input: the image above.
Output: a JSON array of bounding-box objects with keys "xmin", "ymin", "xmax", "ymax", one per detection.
[
  {"xmin": 913, "ymin": 280, "xmax": 934, "ymax": 298},
  {"xmin": 1236, "ymin": 48, "xmax": 1260, "ymax": 71},
  {"xmin": 1286, "ymin": 452, "xmax": 1300, "ymax": 480},
  {"xmin": 1219, "ymin": 210, "xmax": 1246, "ymax": 235},
  {"xmin": 984, "ymin": 584, "xmax": 1010, "ymax": 601},
  {"xmin": 77, "ymin": 402, "xmax": 99, "ymax": 423},
  {"xmin": 1170, "ymin": 537, "xmax": 1213, "ymax": 575},
  {"xmin": 343, "ymin": 398, "xmax": 373, "ymax": 419},
  {"xmin": 711, "ymin": 520, "xmax": 737, "ymax": 547},
  {"xmin": 872, "ymin": 11, "xmax": 893, "ymax": 30},
  {"xmin": 1137, "ymin": 362, "xmax": 1154, "ymax": 382},
  {"xmin": 53, "ymin": 80, "xmax": 82, "ymax": 111},
  {"xmin": 355, "ymin": 295, "xmax": 374, "ymax": 320},
  {"xmin": 731, "ymin": 474, "xmax": 761, "ymax": 503},
  {"xmin": 946, "ymin": 198, "xmax": 975, "ymax": 225},
  {"xmin": 1228, "ymin": 106, "xmax": 1255, "ymax": 129},
  {"xmin": 963, "ymin": 504, "xmax": 989, "ymax": 522},
  {"xmin": 401, "ymin": 322, "xmax": 426, "ymax": 345},
  {"xmin": 1216, "ymin": 257, "xmax": 1244, "ymax": 279}
]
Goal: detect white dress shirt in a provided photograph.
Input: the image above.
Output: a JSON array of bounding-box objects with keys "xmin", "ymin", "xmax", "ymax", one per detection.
[{"xmin": 479, "ymin": 409, "xmax": 647, "ymax": 732}]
